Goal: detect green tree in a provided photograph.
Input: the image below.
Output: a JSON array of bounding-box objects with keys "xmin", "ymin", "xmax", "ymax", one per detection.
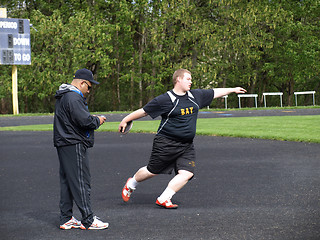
[
  {"xmin": 0, "ymin": 0, "xmax": 319, "ymax": 113},
  {"xmin": 265, "ymin": 0, "xmax": 320, "ymax": 105}
]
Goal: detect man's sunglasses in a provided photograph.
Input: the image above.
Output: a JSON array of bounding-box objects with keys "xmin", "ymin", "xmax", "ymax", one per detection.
[{"xmin": 83, "ymin": 81, "xmax": 91, "ymax": 90}]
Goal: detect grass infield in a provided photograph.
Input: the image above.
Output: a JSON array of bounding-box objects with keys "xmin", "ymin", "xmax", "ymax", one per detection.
[{"xmin": 0, "ymin": 115, "xmax": 319, "ymax": 143}]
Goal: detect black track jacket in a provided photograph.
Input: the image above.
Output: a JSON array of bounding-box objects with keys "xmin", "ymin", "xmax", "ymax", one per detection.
[{"xmin": 53, "ymin": 84, "xmax": 100, "ymax": 148}]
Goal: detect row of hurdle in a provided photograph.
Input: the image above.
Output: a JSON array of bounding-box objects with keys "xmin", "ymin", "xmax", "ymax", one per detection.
[{"xmin": 221, "ymin": 91, "xmax": 316, "ymax": 109}]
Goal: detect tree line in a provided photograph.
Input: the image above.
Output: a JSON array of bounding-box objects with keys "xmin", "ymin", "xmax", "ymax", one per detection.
[{"xmin": 0, "ymin": 0, "xmax": 319, "ymax": 113}]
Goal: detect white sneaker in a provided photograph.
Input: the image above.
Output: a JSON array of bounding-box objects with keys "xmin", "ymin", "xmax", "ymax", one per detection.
[
  {"xmin": 80, "ymin": 216, "xmax": 109, "ymax": 230},
  {"xmin": 60, "ymin": 216, "xmax": 81, "ymax": 230}
]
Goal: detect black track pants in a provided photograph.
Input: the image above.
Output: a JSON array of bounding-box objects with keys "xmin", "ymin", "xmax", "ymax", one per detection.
[{"xmin": 56, "ymin": 143, "xmax": 93, "ymax": 227}]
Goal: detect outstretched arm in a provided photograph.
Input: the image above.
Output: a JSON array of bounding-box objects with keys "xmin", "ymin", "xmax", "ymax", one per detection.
[
  {"xmin": 118, "ymin": 108, "xmax": 148, "ymax": 133},
  {"xmin": 213, "ymin": 87, "xmax": 247, "ymax": 99}
]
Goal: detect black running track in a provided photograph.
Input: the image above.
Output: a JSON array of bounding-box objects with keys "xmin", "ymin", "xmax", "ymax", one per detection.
[{"xmin": 1, "ymin": 110, "xmax": 320, "ymax": 240}]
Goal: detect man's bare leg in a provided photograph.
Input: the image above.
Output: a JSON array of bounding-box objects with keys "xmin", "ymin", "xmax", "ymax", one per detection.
[{"xmin": 156, "ymin": 170, "xmax": 194, "ymax": 208}]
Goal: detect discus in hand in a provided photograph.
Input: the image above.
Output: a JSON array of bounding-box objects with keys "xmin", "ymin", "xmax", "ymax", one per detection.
[{"xmin": 120, "ymin": 121, "xmax": 133, "ymax": 135}]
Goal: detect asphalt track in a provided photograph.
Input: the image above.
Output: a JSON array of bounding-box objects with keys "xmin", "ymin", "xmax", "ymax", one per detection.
[
  {"xmin": 1, "ymin": 109, "xmax": 320, "ymax": 240},
  {"xmin": 1, "ymin": 108, "xmax": 320, "ymax": 127}
]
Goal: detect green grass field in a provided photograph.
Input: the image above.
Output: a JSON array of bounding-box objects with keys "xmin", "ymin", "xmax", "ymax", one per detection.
[{"xmin": 1, "ymin": 115, "xmax": 319, "ymax": 143}]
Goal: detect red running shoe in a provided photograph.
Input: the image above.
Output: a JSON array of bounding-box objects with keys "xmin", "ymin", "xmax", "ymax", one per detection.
[
  {"xmin": 156, "ymin": 199, "xmax": 178, "ymax": 209},
  {"xmin": 122, "ymin": 178, "xmax": 135, "ymax": 202}
]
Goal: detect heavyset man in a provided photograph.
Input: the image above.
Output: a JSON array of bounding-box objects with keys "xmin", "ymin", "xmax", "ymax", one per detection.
[{"xmin": 119, "ymin": 68, "xmax": 246, "ymax": 208}]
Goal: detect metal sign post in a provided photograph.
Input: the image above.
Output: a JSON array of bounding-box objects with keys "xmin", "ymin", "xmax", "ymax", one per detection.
[
  {"xmin": 12, "ymin": 65, "xmax": 18, "ymax": 114},
  {"xmin": 0, "ymin": 8, "xmax": 31, "ymax": 114}
]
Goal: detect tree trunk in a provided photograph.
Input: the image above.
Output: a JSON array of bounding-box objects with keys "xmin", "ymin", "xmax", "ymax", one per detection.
[
  {"xmin": 138, "ymin": 29, "xmax": 145, "ymax": 108},
  {"xmin": 130, "ymin": 53, "xmax": 135, "ymax": 110},
  {"xmin": 116, "ymin": 30, "xmax": 121, "ymax": 109},
  {"xmin": 287, "ymin": 73, "xmax": 294, "ymax": 106}
]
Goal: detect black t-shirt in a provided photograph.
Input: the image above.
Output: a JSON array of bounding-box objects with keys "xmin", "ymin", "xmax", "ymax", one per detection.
[{"xmin": 143, "ymin": 89, "xmax": 214, "ymax": 142}]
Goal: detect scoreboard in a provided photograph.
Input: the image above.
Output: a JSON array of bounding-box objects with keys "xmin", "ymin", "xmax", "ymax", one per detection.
[{"xmin": 0, "ymin": 18, "xmax": 31, "ymax": 65}]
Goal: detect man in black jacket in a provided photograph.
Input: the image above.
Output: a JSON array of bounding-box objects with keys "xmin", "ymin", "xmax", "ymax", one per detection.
[{"xmin": 54, "ymin": 68, "xmax": 108, "ymax": 230}]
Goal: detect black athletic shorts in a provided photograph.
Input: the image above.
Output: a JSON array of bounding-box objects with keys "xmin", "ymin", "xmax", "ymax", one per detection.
[{"xmin": 147, "ymin": 135, "xmax": 196, "ymax": 175}]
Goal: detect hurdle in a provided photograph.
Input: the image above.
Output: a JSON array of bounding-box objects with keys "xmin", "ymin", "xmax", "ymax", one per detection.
[
  {"xmin": 207, "ymin": 95, "xmax": 228, "ymax": 109},
  {"xmin": 238, "ymin": 94, "xmax": 258, "ymax": 108},
  {"xmin": 294, "ymin": 91, "xmax": 316, "ymax": 106},
  {"xmin": 263, "ymin": 92, "xmax": 283, "ymax": 107}
]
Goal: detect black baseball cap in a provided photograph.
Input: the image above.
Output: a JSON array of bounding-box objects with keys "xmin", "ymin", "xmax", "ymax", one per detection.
[{"xmin": 73, "ymin": 68, "xmax": 99, "ymax": 85}]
